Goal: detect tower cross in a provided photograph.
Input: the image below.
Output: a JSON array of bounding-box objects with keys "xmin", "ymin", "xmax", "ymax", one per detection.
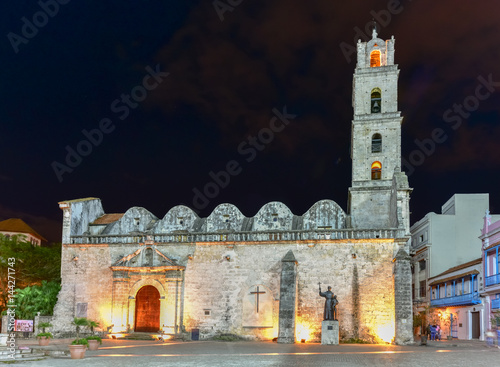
[{"xmin": 250, "ymin": 286, "xmax": 266, "ymax": 313}]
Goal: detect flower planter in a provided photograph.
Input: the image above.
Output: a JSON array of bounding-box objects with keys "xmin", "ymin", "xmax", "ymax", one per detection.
[
  {"xmin": 87, "ymin": 339, "xmax": 100, "ymax": 351},
  {"xmin": 38, "ymin": 336, "xmax": 50, "ymax": 346},
  {"xmin": 69, "ymin": 344, "xmax": 87, "ymax": 359}
]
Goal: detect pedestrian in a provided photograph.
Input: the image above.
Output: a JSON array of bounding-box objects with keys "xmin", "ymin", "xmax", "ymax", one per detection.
[
  {"xmin": 436, "ymin": 325, "xmax": 441, "ymax": 340},
  {"xmin": 486, "ymin": 329, "xmax": 495, "ymax": 347},
  {"xmin": 430, "ymin": 325, "xmax": 437, "ymax": 341}
]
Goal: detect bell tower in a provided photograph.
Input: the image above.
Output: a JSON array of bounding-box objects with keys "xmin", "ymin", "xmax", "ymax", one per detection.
[{"xmin": 348, "ymin": 29, "xmax": 408, "ymax": 229}]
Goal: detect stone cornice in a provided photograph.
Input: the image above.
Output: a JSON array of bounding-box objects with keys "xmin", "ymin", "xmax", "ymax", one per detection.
[{"xmin": 67, "ymin": 228, "xmax": 408, "ymax": 245}]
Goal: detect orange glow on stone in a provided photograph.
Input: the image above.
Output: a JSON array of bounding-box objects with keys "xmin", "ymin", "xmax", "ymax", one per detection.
[{"xmin": 295, "ymin": 317, "xmax": 313, "ymax": 342}]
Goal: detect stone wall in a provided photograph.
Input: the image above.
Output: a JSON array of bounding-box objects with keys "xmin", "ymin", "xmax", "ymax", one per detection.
[{"xmin": 52, "ymin": 238, "xmax": 399, "ymax": 343}]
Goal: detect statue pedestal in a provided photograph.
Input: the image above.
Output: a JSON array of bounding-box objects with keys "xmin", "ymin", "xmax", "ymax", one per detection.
[{"xmin": 321, "ymin": 320, "xmax": 339, "ymax": 345}]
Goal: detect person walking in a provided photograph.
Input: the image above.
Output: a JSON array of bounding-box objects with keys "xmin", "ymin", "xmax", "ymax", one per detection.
[{"xmin": 430, "ymin": 325, "xmax": 437, "ymax": 341}]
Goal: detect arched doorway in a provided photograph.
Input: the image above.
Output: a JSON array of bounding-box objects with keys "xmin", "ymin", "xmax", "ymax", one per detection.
[{"xmin": 134, "ymin": 285, "xmax": 160, "ymax": 332}]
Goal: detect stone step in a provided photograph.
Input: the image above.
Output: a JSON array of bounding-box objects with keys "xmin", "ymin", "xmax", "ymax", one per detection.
[
  {"xmin": 0, "ymin": 346, "xmax": 32, "ymax": 355},
  {"xmin": 0, "ymin": 353, "xmax": 46, "ymax": 362},
  {"xmin": 0, "ymin": 347, "xmax": 46, "ymax": 361},
  {"xmin": 121, "ymin": 332, "xmax": 159, "ymax": 340}
]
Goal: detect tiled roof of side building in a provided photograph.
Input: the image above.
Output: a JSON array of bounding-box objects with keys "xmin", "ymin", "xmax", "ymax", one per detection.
[
  {"xmin": 0, "ymin": 218, "xmax": 47, "ymax": 242},
  {"xmin": 91, "ymin": 214, "xmax": 125, "ymax": 225},
  {"xmin": 428, "ymin": 258, "xmax": 482, "ymax": 281},
  {"xmin": 429, "ymin": 270, "xmax": 480, "ymax": 286}
]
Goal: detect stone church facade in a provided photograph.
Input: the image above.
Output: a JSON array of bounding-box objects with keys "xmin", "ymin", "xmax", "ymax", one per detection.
[{"xmin": 52, "ymin": 31, "xmax": 414, "ymax": 344}]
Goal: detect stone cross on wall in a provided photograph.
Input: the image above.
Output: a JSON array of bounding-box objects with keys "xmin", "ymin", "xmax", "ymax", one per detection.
[
  {"xmin": 250, "ymin": 286, "xmax": 266, "ymax": 313},
  {"xmin": 242, "ymin": 285, "xmax": 273, "ymax": 327}
]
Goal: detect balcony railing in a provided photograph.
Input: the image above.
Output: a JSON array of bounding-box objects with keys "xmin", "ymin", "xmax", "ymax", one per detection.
[
  {"xmin": 486, "ymin": 273, "xmax": 500, "ymax": 287},
  {"xmin": 492, "ymin": 298, "xmax": 500, "ymax": 310},
  {"xmin": 68, "ymin": 228, "xmax": 407, "ymax": 245},
  {"xmin": 430, "ymin": 292, "xmax": 481, "ymax": 307}
]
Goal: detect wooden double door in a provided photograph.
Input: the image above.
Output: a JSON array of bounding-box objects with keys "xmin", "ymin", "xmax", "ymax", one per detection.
[{"xmin": 134, "ymin": 286, "xmax": 160, "ymax": 332}]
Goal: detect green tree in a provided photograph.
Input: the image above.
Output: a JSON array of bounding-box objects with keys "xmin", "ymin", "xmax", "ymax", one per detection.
[
  {"xmin": 14, "ymin": 281, "xmax": 61, "ymax": 319},
  {"xmin": 88, "ymin": 320, "xmax": 100, "ymax": 333},
  {"xmin": 0, "ymin": 234, "xmax": 61, "ymax": 316}
]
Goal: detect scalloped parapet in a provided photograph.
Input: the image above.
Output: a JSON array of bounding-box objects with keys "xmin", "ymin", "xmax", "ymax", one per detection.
[
  {"xmin": 302, "ymin": 199, "xmax": 346, "ymax": 230},
  {"xmin": 58, "ymin": 198, "xmax": 409, "ymax": 245},
  {"xmin": 253, "ymin": 202, "xmax": 294, "ymax": 231},
  {"xmin": 102, "ymin": 207, "xmax": 158, "ymax": 235},
  {"xmin": 153, "ymin": 205, "xmax": 200, "ymax": 233},
  {"xmin": 202, "ymin": 203, "xmax": 247, "ymax": 233}
]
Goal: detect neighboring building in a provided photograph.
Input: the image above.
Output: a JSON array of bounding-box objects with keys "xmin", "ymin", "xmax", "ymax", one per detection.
[
  {"xmin": 480, "ymin": 212, "xmax": 500, "ymax": 330},
  {"xmin": 411, "ymin": 194, "xmax": 492, "ymax": 316},
  {"xmin": 51, "ymin": 30, "xmax": 414, "ymax": 344},
  {"xmin": 0, "ymin": 218, "xmax": 47, "ymax": 246},
  {"xmin": 428, "ymin": 258, "xmax": 484, "ymax": 340}
]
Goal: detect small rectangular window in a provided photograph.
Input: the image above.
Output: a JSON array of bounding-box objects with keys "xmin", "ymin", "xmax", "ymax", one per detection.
[
  {"xmin": 419, "ymin": 260, "xmax": 426, "ymax": 271},
  {"xmin": 419, "ymin": 280, "xmax": 426, "ymax": 297},
  {"xmin": 419, "ymin": 235, "xmax": 424, "ymax": 242}
]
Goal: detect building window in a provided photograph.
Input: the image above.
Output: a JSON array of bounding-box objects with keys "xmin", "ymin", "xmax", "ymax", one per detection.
[
  {"xmin": 371, "ymin": 161, "xmax": 382, "ymax": 180},
  {"xmin": 419, "ymin": 234, "xmax": 424, "ymax": 242},
  {"xmin": 370, "ymin": 50, "xmax": 381, "ymax": 67},
  {"xmin": 371, "ymin": 88, "xmax": 382, "ymax": 113},
  {"xmin": 419, "ymin": 259, "xmax": 426, "ymax": 271},
  {"xmin": 371, "ymin": 133, "xmax": 382, "ymax": 153},
  {"xmin": 419, "ymin": 280, "xmax": 426, "ymax": 297}
]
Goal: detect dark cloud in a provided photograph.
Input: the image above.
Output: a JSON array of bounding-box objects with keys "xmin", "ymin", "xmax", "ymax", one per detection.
[
  {"xmin": 2, "ymin": 0, "xmax": 500, "ymax": 240},
  {"xmin": 426, "ymin": 124, "xmax": 500, "ymax": 171}
]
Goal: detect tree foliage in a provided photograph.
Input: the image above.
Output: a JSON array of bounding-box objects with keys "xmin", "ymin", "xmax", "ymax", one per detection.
[
  {"xmin": 0, "ymin": 234, "xmax": 61, "ymax": 316},
  {"xmin": 72, "ymin": 317, "xmax": 89, "ymax": 338},
  {"xmin": 14, "ymin": 280, "xmax": 61, "ymax": 319}
]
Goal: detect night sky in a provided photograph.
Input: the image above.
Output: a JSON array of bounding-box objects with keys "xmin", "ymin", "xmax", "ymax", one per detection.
[{"xmin": 2, "ymin": 0, "xmax": 500, "ymax": 243}]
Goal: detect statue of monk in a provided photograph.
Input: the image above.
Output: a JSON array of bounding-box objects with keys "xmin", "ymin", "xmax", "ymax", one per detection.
[{"xmin": 319, "ymin": 284, "xmax": 338, "ymax": 321}]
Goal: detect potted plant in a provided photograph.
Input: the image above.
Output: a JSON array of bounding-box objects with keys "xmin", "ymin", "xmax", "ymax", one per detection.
[
  {"xmin": 69, "ymin": 317, "xmax": 89, "ymax": 359},
  {"xmin": 69, "ymin": 338, "xmax": 89, "ymax": 359},
  {"xmin": 36, "ymin": 322, "xmax": 53, "ymax": 346},
  {"xmin": 86, "ymin": 335, "xmax": 102, "ymax": 350},
  {"xmin": 85, "ymin": 319, "xmax": 102, "ymax": 350}
]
